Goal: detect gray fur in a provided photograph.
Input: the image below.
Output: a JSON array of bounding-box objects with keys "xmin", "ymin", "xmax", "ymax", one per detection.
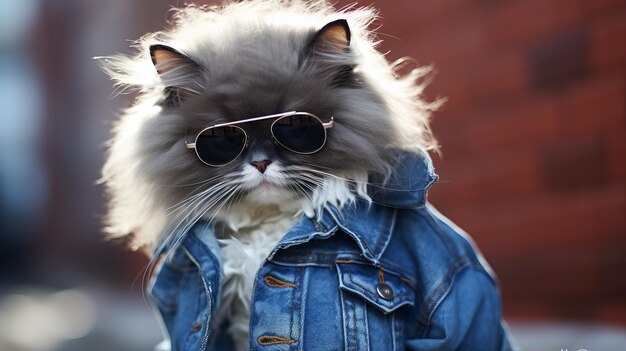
[{"xmin": 98, "ymin": 1, "xmax": 439, "ymax": 249}]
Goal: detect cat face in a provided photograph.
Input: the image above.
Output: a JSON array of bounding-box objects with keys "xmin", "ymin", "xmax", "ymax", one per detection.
[{"xmin": 135, "ymin": 18, "xmax": 395, "ymax": 217}]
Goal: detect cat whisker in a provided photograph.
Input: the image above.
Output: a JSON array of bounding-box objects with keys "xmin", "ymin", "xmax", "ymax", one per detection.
[
  {"xmin": 166, "ymin": 178, "xmax": 242, "ymax": 214},
  {"xmin": 287, "ymin": 165, "xmax": 410, "ymax": 191},
  {"xmin": 161, "ymin": 181, "xmax": 241, "ymax": 251},
  {"xmin": 166, "ymin": 174, "xmax": 230, "ymax": 188}
]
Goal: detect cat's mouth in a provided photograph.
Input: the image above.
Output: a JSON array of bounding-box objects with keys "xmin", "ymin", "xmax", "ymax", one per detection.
[
  {"xmin": 235, "ymin": 163, "xmax": 323, "ymax": 205},
  {"xmin": 259, "ymin": 179, "xmax": 274, "ymax": 187},
  {"xmin": 243, "ymin": 174, "xmax": 284, "ymax": 190},
  {"xmin": 243, "ymin": 178, "xmax": 300, "ymax": 205}
]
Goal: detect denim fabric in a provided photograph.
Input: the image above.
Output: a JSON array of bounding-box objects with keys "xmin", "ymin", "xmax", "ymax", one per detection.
[{"xmin": 150, "ymin": 150, "xmax": 513, "ymax": 350}]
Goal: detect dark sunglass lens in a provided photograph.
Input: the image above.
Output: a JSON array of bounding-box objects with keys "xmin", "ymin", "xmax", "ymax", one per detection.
[
  {"xmin": 272, "ymin": 114, "xmax": 326, "ymax": 153},
  {"xmin": 195, "ymin": 126, "xmax": 246, "ymax": 165}
]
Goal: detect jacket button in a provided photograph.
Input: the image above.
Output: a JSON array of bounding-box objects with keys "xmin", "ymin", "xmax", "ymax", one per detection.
[{"xmin": 376, "ymin": 283, "xmax": 393, "ymax": 300}]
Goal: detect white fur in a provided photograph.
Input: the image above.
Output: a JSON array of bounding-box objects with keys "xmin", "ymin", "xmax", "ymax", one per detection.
[{"xmin": 99, "ymin": 98, "xmax": 168, "ymax": 249}]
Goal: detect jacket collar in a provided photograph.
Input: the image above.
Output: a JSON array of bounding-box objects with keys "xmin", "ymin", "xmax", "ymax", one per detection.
[
  {"xmin": 367, "ymin": 149, "xmax": 438, "ymax": 209},
  {"xmin": 269, "ymin": 149, "xmax": 438, "ymax": 263}
]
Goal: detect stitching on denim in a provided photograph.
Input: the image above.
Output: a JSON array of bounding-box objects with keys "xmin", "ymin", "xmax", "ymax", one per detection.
[
  {"xmin": 257, "ymin": 335, "xmax": 296, "ymax": 345},
  {"xmin": 338, "ymin": 266, "xmax": 414, "ymax": 315},
  {"xmin": 340, "ymin": 289, "xmax": 350, "ymax": 351},
  {"xmin": 326, "ymin": 210, "xmax": 373, "ymax": 256},
  {"xmin": 352, "ymin": 295, "xmax": 358, "ymax": 351},
  {"xmin": 271, "ymin": 252, "xmax": 360, "ymax": 264},
  {"xmin": 295, "ymin": 268, "xmax": 306, "ymax": 350},
  {"xmin": 150, "ymin": 283, "xmax": 177, "ymax": 312},
  {"xmin": 278, "ymin": 251, "xmax": 360, "ymax": 257},
  {"xmin": 334, "ymin": 259, "xmax": 413, "ymax": 286},
  {"xmin": 423, "ymin": 258, "xmax": 467, "ymax": 313},
  {"xmin": 289, "ymin": 274, "xmax": 295, "ymax": 346},
  {"xmin": 270, "ymin": 254, "xmax": 365, "ymax": 265},
  {"xmin": 372, "ymin": 209, "xmax": 390, "ymax": 252},
  {"xmin": 345, "ymin": 266, "xmax": 412, "ymax": 299},
  {"xmin": 150, "ymin": 254, "xmax": 187, "ymax": 312},
  {"xmin": 182, "ymin": 233, "xmax": 221, "ymax": 314},
  {"xmin": 399, "ymin": 277, "xmax": 413, "ymax": 286},
  {"xmin": 248, "ymin": 266, "xmax": 264, "ymax": 350},
  {"xmin": 200, "ymin": 284, "xmax": 212, "ymax": 351},
  {"xmin": 416, "ymin": 262, "xmax": 452, "ymax": 326},
  {"xmin": 289, "ymin": 267, "xmax": 304, "ymax": 346},
  {"xmin": 263, "ymin": 275, "xmax": 297, "ymax": 288},
  {"xmin": 391, "ymin": 312, "xmax": 397, "ymax": 351},
  {"xmin": 348, "ymin": 270, "xmax": 411, "ymax": 300},
  {"xmin": 372, "ymin": 207, "xmax": 393, "ymax": 257},
  {"xmin": 419, "ymin": 263, "xmax": 472, "ymax": 338},
  {"xmin": 273, "ymin": 258, "xmax": 349, "ymax": 265},
  {"xmin": 268, "ymin": 226, "xmax": 338, "ymax": 260},
  {"xmin": 375, "ymin": 208, "xmax": 398, "ymax": 262},
  {"xmin": 377, "ymin": 261, "xmax": 415, "ymax": 286},
  {"xmin": 335, "ymin": 259, "xmax": 354, "ymax": 264},
  {"xmin": 181, "ymin": 245, "xmax": 213, "ymax": 351},
  {"xmin": 417, "ymin": 209, "xmax": 466, "ymax": 264},
  {"xmin": 363, "ymin": 301, "xmax": 370, "ymax": 351},
  {"xmin": 396, "ymin": 309, "xmax": 404, "ymax": 351}
]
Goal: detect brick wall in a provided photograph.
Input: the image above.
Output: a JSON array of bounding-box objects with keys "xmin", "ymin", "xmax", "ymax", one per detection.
[
  {"xmin": 37, "ymin": 0, "xmax": 621, "ymax": 324},
  {"xmin": 341, "ymin": 0, "xmax": 626, "ymax": 324}
]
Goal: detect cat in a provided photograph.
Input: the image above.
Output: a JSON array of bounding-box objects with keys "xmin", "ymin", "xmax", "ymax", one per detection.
[{"xmin": 99, "ymin": 1, "xmax": 438, "ymax": 349}]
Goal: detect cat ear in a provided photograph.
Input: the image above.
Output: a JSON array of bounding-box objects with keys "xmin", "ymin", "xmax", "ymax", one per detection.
[
  {"xmin": 309, "ymin": 19, "xmax": 351, "ymax": 54},
  {"xmin": 149, "ymin": 44, "xmax": 202, "ymax": 104}
]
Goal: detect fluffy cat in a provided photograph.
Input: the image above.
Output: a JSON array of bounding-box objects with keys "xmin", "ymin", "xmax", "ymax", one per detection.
[{"xmin": 99, "ymin": 1, "xmax": 438, "ymax": 348}]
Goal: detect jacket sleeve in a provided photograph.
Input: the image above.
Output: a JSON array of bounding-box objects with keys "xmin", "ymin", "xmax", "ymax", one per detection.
[{"xmin": 406, "ymin": 267, "xmax": 514, "ymax": 351}]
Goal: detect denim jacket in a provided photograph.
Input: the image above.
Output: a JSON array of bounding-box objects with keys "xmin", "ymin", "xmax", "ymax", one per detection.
[{"xmin": 150, "ymin": 151, "xmax": 513, "ymax": 351}]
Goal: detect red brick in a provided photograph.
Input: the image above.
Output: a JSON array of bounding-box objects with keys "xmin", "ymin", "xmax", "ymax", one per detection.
[
  {"xmin": 433, "ymin": 183, "xmax": 626, "ymax": 254},
  {"xmin": 591, "ymin": 244, "xmax": 626, "ymax": 298},
  {"xmin": 428, "ymin": 50, "xmax": 526, "ymax": 112},
  {"xmin": 492, "ymin": 242, "xmax": 626, "ymax": 322},
  {"xmin": 539, "ymin": 138, "xmax": 609, "ymax": 193},
  {"xmin": 430, "ymin": 148, "xmax": 541, "ymax": 204},
  {"xmin": 512, "ymin": 189, "xmax": 624, "ymax": 248},
  {"xmin": 495, "ymin": 247, "xmax": 601, "ymax": 302},
  {"xmin": 593, "ymin": 303, "xmax": 626, "ymax": 325},
  {"xmin": 580, "ymin": 0, "xmax": 626, "ymax": 17},
  {"xmin": 427, "ymin": 98, "xmax": 561, "ymax": 172},
  {"xmin": 528, "ymin": 30, "xmax": 588, "ymax": 91},
  {"xmin": 607, "ymin": 131, "xmax": 626, "ymax": 181},
  {"xmin": 386, "ymin": 8, "xmax": 487, "ymax": 70},
  {"xmin": 465, "ymin": 98, "xmax": 560, "ymax": 151},
  {"xmin": 589, "ymin": 12, "xmax": 626, "ymax": 70},
  {"xmin": 483, "ymin": 0, "xmax": 584, "ymax": 50},
  {"xmin": 504, "ymin": 309, "xmax": 561, "ymax": 323},
  {"xmin": 555, "ymin": 76, "xmax": 626, "ymax": 137},
  {"xmin": 365, "ymin": 0, "xmax": 473, "ymax": 38}
]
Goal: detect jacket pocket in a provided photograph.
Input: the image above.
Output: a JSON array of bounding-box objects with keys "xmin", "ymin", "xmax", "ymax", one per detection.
[
  {"xmin": 336, "ymin": 263, "xmax": 415, "ymax": 351},
  {"xmin": 150, "ymin": 247, "xmax": 213, "ymax": 351}
]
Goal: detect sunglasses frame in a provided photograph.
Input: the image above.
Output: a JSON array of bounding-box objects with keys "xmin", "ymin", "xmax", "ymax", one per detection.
[{"xmin": 185, "ymin": 111, "xmax": 334, "ymax": 167}]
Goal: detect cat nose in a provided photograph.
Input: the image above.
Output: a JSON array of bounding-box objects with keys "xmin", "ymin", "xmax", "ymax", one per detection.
[{"xmin": 251, "ymin": 159, "xmax": 272, "ymax": 174}]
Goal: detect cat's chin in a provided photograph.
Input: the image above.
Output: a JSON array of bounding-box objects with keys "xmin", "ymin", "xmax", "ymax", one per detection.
[
  {"xmin": 244, "ymin": 183, "xmax": 299, "ymax": 206},
  {"xmin": 209, "ymin": 183, "xmax": 303, "ymax": 233}
]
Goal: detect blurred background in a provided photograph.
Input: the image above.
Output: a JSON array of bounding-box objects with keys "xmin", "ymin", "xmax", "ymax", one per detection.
[{"xmin": 0, "ymin": 0, "xmax": 624, "ymax": 350}]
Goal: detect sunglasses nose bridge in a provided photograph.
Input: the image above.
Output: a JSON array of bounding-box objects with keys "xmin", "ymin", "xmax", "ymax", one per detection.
[{"xmin": 245, "ymin": 134, "xmax": 278, "ymax": 154}]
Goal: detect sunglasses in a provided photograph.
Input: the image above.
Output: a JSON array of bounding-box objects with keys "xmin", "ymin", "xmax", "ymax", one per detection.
[{"xmin": 185, "ymin": 111, "xmax": 334, "ymax": 166}]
